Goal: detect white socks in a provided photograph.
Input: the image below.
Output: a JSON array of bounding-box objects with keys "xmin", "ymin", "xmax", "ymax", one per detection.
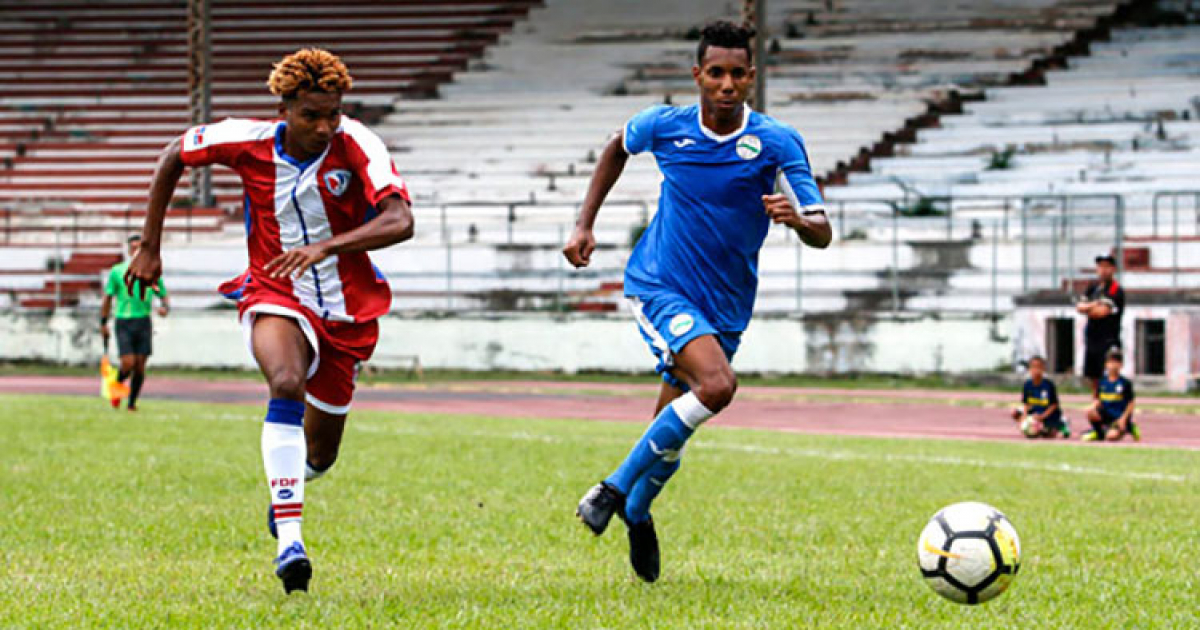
[{"xmin": 262, "ymin": 421, "xmax": 306, "ymax": 556}]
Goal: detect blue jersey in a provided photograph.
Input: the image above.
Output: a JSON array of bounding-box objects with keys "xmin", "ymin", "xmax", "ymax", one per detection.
[
  {"xmin": 1097, "ymin": 374, "xmax": 1134, "ymax": 419},
  {"xmin": 622, "ymin": 104, "xmax": 824, "ymax": 332},
  {"xmin": 1021, "ymin": 378, "xmax": 1060, "ymax": 421}
]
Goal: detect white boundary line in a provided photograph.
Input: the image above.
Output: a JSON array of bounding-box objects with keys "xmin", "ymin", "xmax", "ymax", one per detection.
[{"xmin": 350, "ymin": 423, "xmax": 1188, "ymax": 484}]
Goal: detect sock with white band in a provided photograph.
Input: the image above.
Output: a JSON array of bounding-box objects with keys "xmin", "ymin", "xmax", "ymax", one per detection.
[
  {"xmin": 263, "ymin": 398, "xmax": 306, "ymax": 556},
  {"xmin": 605, "ymin": 392, "xmax": 714, "ymax": 495}
]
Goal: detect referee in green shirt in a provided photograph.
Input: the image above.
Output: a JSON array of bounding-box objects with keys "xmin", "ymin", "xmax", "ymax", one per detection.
[{"xmin": 100, "ymin": 235, "xmax": 170, "ymax": 411}]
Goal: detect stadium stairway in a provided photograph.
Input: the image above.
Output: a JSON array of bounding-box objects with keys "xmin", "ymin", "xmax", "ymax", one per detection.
[
  {"xmin": 824, "ymin": 4, "xmax": 1200, "ymax": 308},
  {"xmin": 380, "ymin": 0, "xmax": 1119, "ymax": 210},
  {"xmin": 373, "ymin": 0, "xmax": 1156, "ymax": 315}
]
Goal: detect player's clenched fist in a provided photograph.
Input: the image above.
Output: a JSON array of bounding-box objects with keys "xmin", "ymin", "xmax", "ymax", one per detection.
[
  {"xmin": 762, "ymin": 193, "xmax": 802, "ymax": 227},
  {"xmin": 124, "ymin": 246, "xmax": 162, "ymax": 299},
  {"xmin": 562, "ymin": 227, "xmax": 596, "ymax": 268}
]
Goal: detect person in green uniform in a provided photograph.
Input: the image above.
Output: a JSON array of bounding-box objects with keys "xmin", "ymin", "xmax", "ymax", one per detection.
[{"xmin": 100, "ymin": 235, "xmax": 169, "ymax": 411}]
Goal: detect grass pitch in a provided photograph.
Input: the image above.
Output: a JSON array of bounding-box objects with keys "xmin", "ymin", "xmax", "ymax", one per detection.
[{"xmin": 2, "ymin": 394, "xmax": 1199, "ymax": 628}]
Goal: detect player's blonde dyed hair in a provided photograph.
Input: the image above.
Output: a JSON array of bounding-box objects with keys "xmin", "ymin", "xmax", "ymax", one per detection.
[{"xmin": 267, "ymin": 48, "xmax": 353, "ymax": 99}]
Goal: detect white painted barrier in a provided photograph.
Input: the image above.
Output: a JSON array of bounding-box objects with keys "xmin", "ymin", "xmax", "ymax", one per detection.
[{"xmin": 0, "ymin": 309, "xmax": 1010, "ymax": 376}]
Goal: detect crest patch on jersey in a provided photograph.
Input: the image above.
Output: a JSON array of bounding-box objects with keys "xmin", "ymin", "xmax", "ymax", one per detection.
[
  {"xmin": 191, "ymin": 126, "xmax": 206, "ymax": 147},
  {"xmin": 735, "ymin": 134, "xmax": 762, "ymax": 160},
  {"xmin": 668, "ymin": 313, "xmax": 695, "ymax": 337},
  {"xmin": 323, "ymin": 170, "xmax": 351, "ymax": 197}
]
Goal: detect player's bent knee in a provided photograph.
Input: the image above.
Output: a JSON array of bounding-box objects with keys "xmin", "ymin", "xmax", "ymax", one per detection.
[
  {"xmin": 267, "ymin": 369, "xmax": 307, "ymax": 401},
  {"xmin": 695, "ymin": 371, "xmax": 737, "ymax": 412}
]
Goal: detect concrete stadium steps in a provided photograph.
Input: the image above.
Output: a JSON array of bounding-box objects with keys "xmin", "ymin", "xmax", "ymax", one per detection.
[
  {"xmin": 830, "ymin": 22, "xmax": 1200, "ymax": 209},
  {"xmin": 0, "ymin": 0, "xmax": 541, "ymax": 216},
  {"xmin": 378, "ymin": 0, "xmax": 1120, "ymax": 212},
  {"xmin": 13, "ymin": 229, "xmax": 1181, "ymax": 314}
]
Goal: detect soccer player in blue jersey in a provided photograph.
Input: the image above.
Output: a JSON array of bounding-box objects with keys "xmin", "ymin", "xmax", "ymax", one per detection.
[
  {"xmin": 1083, "ymin": 348, "xmax": 1140, "ymax": 442},
  {"xmin": 1010, "ymin": 356, "xmax": 1069, "ymax": 438},
  {"xmin": 562, "ymin": 21, "xmax": 832, "ymax": 582}
]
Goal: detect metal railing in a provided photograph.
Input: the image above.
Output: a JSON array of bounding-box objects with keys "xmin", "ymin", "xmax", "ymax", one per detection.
[{"xmin": 4, "ymin": 191, "xmax": 1198, "ymax": 315}]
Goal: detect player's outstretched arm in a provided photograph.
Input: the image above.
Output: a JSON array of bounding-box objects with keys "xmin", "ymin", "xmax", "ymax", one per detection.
[
  {"xmin": 762, "ymin": 194, "xmax": 832, "ymax": 249},
  {"xmin": 126, "ymin": 136, "xmax": 186, "ymax": 297},
  {"xmin": 265, "ymin": 194, "xmax": 413, "ymax": 280},
  {"xmin": 563, "ymin": 132, "xmax": 629, "ymax": 269}
]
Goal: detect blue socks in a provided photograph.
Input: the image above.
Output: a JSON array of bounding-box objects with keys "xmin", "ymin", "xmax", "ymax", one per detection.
[
  {"xmin": 625, "ymin": 457, "xmax": 681, "ymax": 524},
  {"xmin": 606, "ymin": 403, "xmax": 692, "ymax": 495},
  {"xmin": 266, "ymin": 398, "xmax": 305, "ymax": 426},
  {"xmin": 606, "ymin": 392, "xmax": 715, "ymax": 522}
]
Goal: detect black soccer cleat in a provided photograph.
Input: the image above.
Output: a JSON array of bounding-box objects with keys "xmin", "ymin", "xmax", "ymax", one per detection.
[
  {"xmin": 626, "ymin": 517, "xmax": 661, "ymax": 583},
  {"xmin": 576, "ymin": 482, "xmax": 625, "ymax": 536},
  {"xmin": 274, "ymin": 542, "xmax": 312, "ymax": 594}
]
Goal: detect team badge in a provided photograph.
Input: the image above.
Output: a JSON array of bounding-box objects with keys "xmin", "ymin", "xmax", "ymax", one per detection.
[
  {"xmin": 191, "ymin": 125, "xmax": 206, "ymax": 147},
  {"xmin": 668, "ymin": 313, "xmax": 694, "ymax": 337},
  {"xmin": 323, "ymin": 169, "xmax": 351, "ymax": 197},
  {"xmin": 735, "ymin": 134, "xmax": 761, "ymax": 160}
]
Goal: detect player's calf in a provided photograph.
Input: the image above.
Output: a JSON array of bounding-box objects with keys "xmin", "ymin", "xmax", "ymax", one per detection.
[
  {"xmin": 305, "ymin": 444, "xmax": 338, "ymax": 478},
  {"xmin": 306, "ymin": 459, "xmax": 333, "ymax": 481}
]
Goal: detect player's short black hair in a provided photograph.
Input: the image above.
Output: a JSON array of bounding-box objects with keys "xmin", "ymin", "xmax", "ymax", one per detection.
[
  {"xmin": 697, "ymin": 20, "xmax": 756, "ymax": 65},
  {"xmin": 1105, "ymin": 347, "xmax": 1124, "ymax": 363},
  {"xmin": 127, "ymin": 234, "xmax": 142, "ymax": 244},
  {"xmin": 1028, "ymin": 355, "xmax": 1046, "ymax": 366}
]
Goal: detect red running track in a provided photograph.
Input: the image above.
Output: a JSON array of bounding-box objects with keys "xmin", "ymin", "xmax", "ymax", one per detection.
[{"xmin": 1, "ymin": 375, "xmax": 1197, "ymax": 449}]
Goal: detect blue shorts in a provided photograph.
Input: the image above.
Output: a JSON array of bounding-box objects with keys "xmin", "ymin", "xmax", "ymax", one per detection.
[{"xmin": 627, "ymin": 292, "xmax": 741, "ymax": 391}]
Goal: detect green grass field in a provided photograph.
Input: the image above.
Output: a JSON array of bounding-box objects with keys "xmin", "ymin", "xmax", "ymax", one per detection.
[{"xmin": 4, "ymin": 394, "xmax": 1199, "ymax": 628}]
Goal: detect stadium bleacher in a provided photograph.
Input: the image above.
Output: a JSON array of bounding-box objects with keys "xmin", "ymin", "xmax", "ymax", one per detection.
[
  {"xmin": 0, "ymin": 0, "xmax": 540, "ymax": 219},
  {"xmin": 0, "ymin": 0, "xmax": 540, "ymax": 306},
  {"xmin": 0, "ymin": 0, "xmax": 1195, "ymax": 316}
]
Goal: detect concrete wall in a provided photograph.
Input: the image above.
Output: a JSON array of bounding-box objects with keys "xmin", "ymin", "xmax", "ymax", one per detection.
[
  {"xmin": 1013, "ymin": 305, "xmax": 1200, "ymax": 391},
  {"xmin": 0, "ymin": 309, "xmax": 1010, "ymax": 376}
]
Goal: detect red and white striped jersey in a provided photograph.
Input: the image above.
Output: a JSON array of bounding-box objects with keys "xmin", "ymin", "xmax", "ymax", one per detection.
[{"xmin": 180, "ymin": 116, "xmax": 410, "ymax": 323}]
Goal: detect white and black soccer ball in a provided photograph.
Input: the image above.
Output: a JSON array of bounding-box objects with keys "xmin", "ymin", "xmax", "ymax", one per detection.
[{"xmin": 917, "ymin": 501, "xmax": 1021, "ymax": 605}]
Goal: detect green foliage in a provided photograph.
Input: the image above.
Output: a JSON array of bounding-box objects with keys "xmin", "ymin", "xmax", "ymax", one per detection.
[
  {"xmin": 842, "ymin": 228, "xmax": 869, "ymax": 241},
  {"xmin": 986, "ymin": 146, "xmax": 1017, "ymax": 171},
  {"xmin": 892, "ymin": 197, "xmax": 945, "ymax": 217},
  {"xmin": 629, "ymin": 222, "xmax": 649, "ymax": 247}
]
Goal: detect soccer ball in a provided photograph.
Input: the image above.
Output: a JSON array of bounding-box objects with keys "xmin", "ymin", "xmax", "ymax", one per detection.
[
  {"xmin": 1019, "ymin": 416, "xmax": 1039, "ymax": 437},
  {"xmin": 917, "ymin": 501, "xmax": 1021, "ymax": 605}
]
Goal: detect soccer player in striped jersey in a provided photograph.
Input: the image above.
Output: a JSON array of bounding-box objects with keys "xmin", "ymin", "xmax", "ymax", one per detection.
[
  {"xmin": 563, "ymin": 21, "xmax": 832, "ymax": 582},
  {"xmin": 125, "ymin": 48, "xmax": 414, "ymax": 593}
]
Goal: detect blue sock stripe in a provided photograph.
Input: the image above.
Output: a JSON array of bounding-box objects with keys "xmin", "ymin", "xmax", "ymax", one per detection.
[
  {"xmin": 266, "ymin": 398, "xmax": 306, "ymax": 426},
  {"xmin": 605, "ymin": 404, "xmax": 693, "ymax": 495},
  {"xmin": 625, "ymin": 457, "xmax": 681, "ymax": 524}
]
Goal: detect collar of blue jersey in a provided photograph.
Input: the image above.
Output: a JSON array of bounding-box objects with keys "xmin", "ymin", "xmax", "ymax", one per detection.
[
  {"xmin": 697, "ymin": 103, "xmax": 752, "ymax": 143},
  {"xmin": 274, "ymin": 122, "xmax": 332, "ymax": 173}
]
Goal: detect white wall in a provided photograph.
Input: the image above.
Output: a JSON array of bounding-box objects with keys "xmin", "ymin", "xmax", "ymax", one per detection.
[
  {"xmin": 1013, "ymin": 305, "xmax": 1200, "ymax": 391},
  {"xmin": 2, "ymin": 310, "xmax": 1010, "ymax": 376}
]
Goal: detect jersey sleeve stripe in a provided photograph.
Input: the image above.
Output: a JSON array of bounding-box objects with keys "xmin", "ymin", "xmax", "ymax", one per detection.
[
  {"xmin": 341, "ymin": 118, "xmax": 410, "ymax": 205},
  {"xmin": 180, "ymin": 118, "xmax": 274, "ymax": 167}
]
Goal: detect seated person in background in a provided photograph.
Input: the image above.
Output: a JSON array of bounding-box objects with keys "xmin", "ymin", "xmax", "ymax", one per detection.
[
  {"xmin": 1083, "ymin": 348, "xmax": 1140, "ymax": 442},
  {"xmin": 1011, "ymin": 355, "xmax": 1068, "ymax": 438}
]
